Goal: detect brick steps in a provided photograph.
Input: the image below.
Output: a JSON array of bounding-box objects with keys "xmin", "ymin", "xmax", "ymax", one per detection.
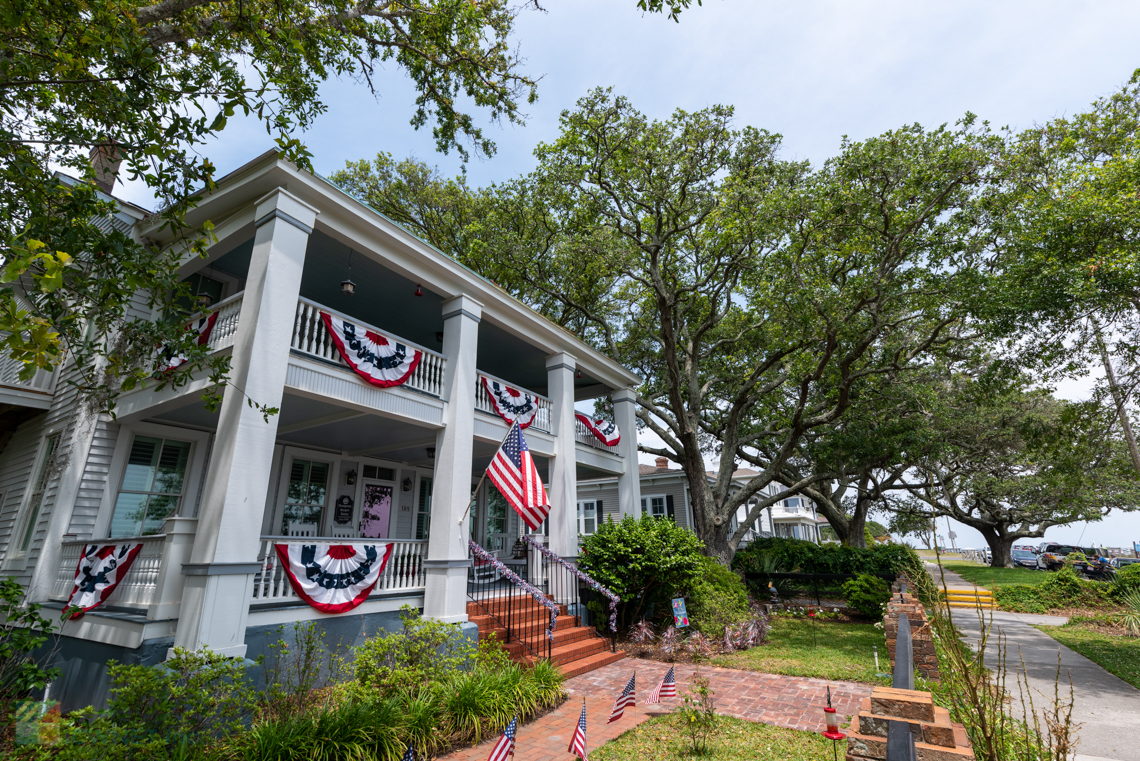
[{"xmin": 468, "ymin": 595, "xmax": 623, "ymax": 678}]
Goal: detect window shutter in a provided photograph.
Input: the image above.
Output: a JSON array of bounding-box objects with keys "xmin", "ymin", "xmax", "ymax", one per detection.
[
  {"xmin": 666, "ymin": 494, "xmax": 675, "ymax": 521},
  {"xmin": 597, "ymin": 499, "xmax": 603, "ymax": 517}
]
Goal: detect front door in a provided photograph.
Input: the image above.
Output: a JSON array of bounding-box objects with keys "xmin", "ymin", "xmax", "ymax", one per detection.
[{"xmin": 359, "ymin": 480, "xmax": 394, "ymax": 538}]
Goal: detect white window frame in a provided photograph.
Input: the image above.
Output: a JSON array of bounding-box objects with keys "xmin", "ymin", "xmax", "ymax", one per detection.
[
  {"xmin": 271, "ymin": 446, "xmax": 339, "ymax": 537},
  {"xmin": 5, "ymin": 433, "xmax": 62, "ymax": 568},
  {"xmin": 641, "ymin": 494, "xmax": 667, "ymax": 518},
  {"xmin": 577, "ymin": 500, "xmax": 598, "ymax": 536},
  {"xmin": 94, "ymin": 422, "xmax": 212, "ymax": 539}
]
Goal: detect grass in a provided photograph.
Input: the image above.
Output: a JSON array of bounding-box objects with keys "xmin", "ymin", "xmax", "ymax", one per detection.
[
  {"xmin": 1037, "ymin": 622, "xmax": 1140, "ymax": 690},
  {"xmin": 712, "ymin": 616, "xmax": 888, "ymax": 684},
  {"xmin": 935, "ymin": 561, "xmax": 1047, "ymax": 590},
  {"xmin": 591, "ymin": 715, "xmax": 833, "ymax": 761}
]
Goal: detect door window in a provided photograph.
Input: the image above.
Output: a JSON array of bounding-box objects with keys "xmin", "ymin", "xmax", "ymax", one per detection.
[
  {"xmin": 485, "ymin": 485, "xmax": 508, "ymax": 548},
  {"xmin": 110, "ymin": 435, "xmax": 191, "ymax": 538},
  {"xmin": 359, "ymin": 483, "xmax": 393, "ymax": 538},
  {"xmin": 281, "ymin": 459, "xmax": 330, "ymax": 534}
]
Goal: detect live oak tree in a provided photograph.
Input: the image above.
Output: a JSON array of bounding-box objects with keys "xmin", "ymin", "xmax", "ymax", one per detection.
[
  {"xmin": 901, "ymin": 368, "xmax": 1139, "ymax": 568},
  {"xmin": 335, "ymin": 90, "xmax": 995, "ymax": 563},
  {"xmin": 0, "ymin": 0, "xmax": 692, "ymax": 415}
]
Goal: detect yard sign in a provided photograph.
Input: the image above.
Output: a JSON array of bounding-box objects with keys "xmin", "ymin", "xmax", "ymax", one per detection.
[{"xmin": 671, "ymin": 597, "xmax": 689, "ymax": 628}]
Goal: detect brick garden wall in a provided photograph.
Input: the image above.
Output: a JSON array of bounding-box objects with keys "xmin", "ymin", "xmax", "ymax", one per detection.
[{"xmin": 883, "ymin": 575, "xmax": 940, "ymax": 682}]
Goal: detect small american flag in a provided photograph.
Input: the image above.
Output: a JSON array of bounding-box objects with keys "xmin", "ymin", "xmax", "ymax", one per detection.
[
  {"xmin": 644, "ymin": 666, "xmax": 676, "ymax": 704},
  {"xmin": 486, "ymin": 421, "xmax": 550, "ymax": 531},
  {"xmin": 608, "ymin": 672, "xmax": 636, "ymax": 722},
  {"xmin": 568, "ymin": 700, "xmax": 588, "ymax": 760},
  {"xmin": 402, "ymin": 745, "xmax": 416, "ymax": 761},
  {"xmin": 486, "ymin": 716, "xmax": 517, "ymax": 761}
]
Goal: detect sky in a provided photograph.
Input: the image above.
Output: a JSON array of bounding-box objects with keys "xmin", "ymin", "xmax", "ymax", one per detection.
[{"xmin": 117, "ymin": 0, "xmax": 1140, "ymax": 550}]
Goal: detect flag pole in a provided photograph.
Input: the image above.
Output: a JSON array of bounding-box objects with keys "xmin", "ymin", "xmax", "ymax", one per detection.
[{"xmin": 458, "ymin": 420, "xmax": 517, "ymax": 525}]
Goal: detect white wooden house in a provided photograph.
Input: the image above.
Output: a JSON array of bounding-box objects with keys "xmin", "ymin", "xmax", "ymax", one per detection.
[{"xmin": 0, "ymin": 151, "xmax": 643, "ymax": 708}]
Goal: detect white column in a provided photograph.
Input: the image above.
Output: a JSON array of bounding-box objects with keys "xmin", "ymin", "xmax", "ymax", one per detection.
[
  {"xmin": 545, "ymin": 353, "xmax": 578, "ymax": 559},
  {"xmin": 172, "ymin": 189, "xmax": 317, "ymax": 657},
  {"xmin": 612, "ymin": 387, "xmax": 641, "ymax": 519},
  {"xmin": 422, "ymin": 294, "xmax": 482, "ymax": 624}
]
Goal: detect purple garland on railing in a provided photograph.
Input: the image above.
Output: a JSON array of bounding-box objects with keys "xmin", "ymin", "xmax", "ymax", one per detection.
[
  {"xmin": 521, "ymin": 535, "xmax": 620, "ymax": 634},
  {"xmin": 469, "ymin": 540, "xmax": 558, "ymax": 643}
]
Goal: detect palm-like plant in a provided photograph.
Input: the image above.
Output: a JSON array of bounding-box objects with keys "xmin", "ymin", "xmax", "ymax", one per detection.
[{"xmin": 1121, "ymin": 590, "xmax": 1140, "ymax": 636}]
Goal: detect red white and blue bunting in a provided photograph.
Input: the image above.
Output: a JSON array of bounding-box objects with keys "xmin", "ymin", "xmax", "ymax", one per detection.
[
  {"xmin": 522, "ymin": 534, "xmax": 620, "ymax": 633},
  {"xmin": 274, "ymin": 543, "xmax": 394, "ymax": 614},
  {"xmin": 321, "ymin": 312, "xmax": 422, "ymax": 388},
  {"xmin": 482, "ymin": 378, "xmax": 539, "ymax": 429},
  {"xmin": 65, "ymin": 543, "xmax": 144, "ymax": 619},
  {"xmin": 575, "ymin": 413, "xmax": 620, "ymax": 447},
  {"xmin": 159, "ymin": 311, "xmax": 218, "ymax": 373}
]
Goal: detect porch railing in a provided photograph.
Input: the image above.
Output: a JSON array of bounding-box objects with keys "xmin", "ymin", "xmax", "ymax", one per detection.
[
  {"xmin": 474, "ymin": 371, "xmax": 552, "ymax": 433},
  {"xmin": 521, "ymin": 534, "xmax": 618, "ymax": 650},
  {"xmin": 574, "ymin": 418, "xmax": 620, "ymax": 454},
  {"xmin": 253, "ymin": 537, "xmax": 428, "ymax": 603},
  {"xmin": 50, "ymin": 535, "xmax": 167, "ymax": 610},
  {"xmin": 468, "ymin": 540, "xmax": 556, "ymax": 662},
  {"xmin": 290, "ymin": 297, "xmax": 446, "ymax": 397},
  {"xmin": 205, "ymin": 291, "xmax": 243, "ymax": 352}
]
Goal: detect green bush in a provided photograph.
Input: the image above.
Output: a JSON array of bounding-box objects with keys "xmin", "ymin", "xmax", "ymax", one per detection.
[
  {"xmin": 686, "ymin": 556, "xmax": 751, "ymax": 639},
  {"xmin": 842, "ymin": 574, "xmax": 891, "ymax": 619},
  {"xmin": 578, "ymin": 515, "xmax": 704, "ymax": 631},
  {"xmin": 1111, "ymin": 563, "xmax": 1140, "ymax": 601},
  {"xmin": 993, "ymin": 566, "xmax": 1112, "ymax": 613}
]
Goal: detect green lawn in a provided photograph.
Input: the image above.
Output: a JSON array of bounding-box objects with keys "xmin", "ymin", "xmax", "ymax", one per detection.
[
  {"xmin": 592, "ymin": 715, "xmax": 832, "ymax": 761},
  {"xmin": 1036, "ymin": 623, "xmax": 1140, "ymax": 690},
  {"xmin": 712, "ymin": 616, "xmax": 889, "ymax": 684},
  {"xmin": 935, "ymin": 561, "xmax": 1047, "ymax": 590}
]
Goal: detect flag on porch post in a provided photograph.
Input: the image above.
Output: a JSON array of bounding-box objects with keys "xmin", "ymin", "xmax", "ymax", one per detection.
[{"xmin": 486, "ymin": 421, "xmax": 550, "ymax": 531}]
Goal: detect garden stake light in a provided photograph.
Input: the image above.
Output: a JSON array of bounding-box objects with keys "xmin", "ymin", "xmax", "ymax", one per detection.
[
  {"xmin": 821, "ymin": 685, "xmax": 845, "ymax": 761},
  {"xmin": 809, "ymin": 607, "xmax": 817, "ymax": 648}
]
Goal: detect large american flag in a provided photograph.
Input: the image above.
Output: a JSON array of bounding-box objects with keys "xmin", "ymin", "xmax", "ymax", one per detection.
[
  {"xmin": 568, "ymin": 701, "xmax": 588, "ymax": 760},
  {"xmin": 608, "ymin": 672, "xmax": 636, "ymax": 722},
  {"xmin": 486, "ymin": 421, "xmax": 550, "ymax": 531},
  {"xmin": 644, "ymin": 666, "xmax": 677, "ymax": 704},
  {"xmin": 486, "ymin": 716, "xmax": 517, "ymax": 761}
]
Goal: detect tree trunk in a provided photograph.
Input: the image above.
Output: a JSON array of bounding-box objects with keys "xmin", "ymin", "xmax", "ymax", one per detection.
[
  {"xmin": 979, "ymin": 527, "xmax": 1016, "ymax": 568},
  {"xmin": 1093, "ymin": 319, "xmax": 1140, "ymax": 478},
  {"xmin": 839, "ymin": 509, "xmax": 868, "ymax": 548}
]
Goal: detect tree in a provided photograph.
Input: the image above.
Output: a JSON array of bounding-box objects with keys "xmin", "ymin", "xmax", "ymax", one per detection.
[
  {"xmin": 335, "ymin": 91, "xmax": 994, "ymax": 563},
  {"xmin": 902, "ymin": 368, "xmax": 1139, "ymax": 567},
  {"xmin": 884, "ymin": 497, "xmax": 934, "ymax": 549},
  {"xmin": 0, "ymin": 0, "xmax": 691, "ymax": 415}
]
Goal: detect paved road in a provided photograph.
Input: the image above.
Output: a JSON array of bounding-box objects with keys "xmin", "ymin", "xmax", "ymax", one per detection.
[{"xmin": 926, "ymin": 563, "xmax": 1140, "ymax": 761}]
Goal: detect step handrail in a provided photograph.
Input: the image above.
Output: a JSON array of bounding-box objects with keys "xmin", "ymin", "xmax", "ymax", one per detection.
[
  {"xmin": 521, "ymin": 534, "xmax": 620, "ymax": 634},
  {"xmin": 468, "ymin": 540, "xmax": 558, "ymax": 649}
]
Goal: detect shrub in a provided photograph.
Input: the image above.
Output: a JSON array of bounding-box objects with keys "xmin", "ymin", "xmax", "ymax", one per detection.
[
  {"xmin": 0, "ymin": 577, "xmax": 60, "ymax": 753},
  {"xmin": 842, "ymin": 574, "xmax": 891, "ymax": 619},
  {"xmin": 354, "ymin": 606, "xmax": 481, "ymax": 698},
  {"xmin": 686, "ymin": 556, "xmax": 751, "ymax": 639},
  {"xmin": 673, "ymin": 668, "xmax": 717, "ymax": 754},
  {"xmin": 1112, "ymin": 563, "xmax": 1140, "ymax": 601},
  {"xmin": 578, "ymin": 515, "xmax": 704, "ymax": 631},
  {"xmin": 262, "ymin": 621, "xmax": 349, "ymax": 721},
  {"xmin": 1120, "ymin": 590, "xmax": 1140, "ymax": 636},
  {"xmin": 993, "ymin": 566, "xmax": 1112, "ymax": 613}
]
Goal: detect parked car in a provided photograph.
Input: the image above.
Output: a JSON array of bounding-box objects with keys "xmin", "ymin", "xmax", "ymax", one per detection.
[
  {"xmin": 1011, "ymin": 549, "xmax": 1037, "ymax": 569},
  {"xmin": 1036, "ymin": 544, "xmax": 1098, "ymax": 571},
  {"xmin": 1112, "ymin": 557, "xmax": 1140, "ymax": 570}
]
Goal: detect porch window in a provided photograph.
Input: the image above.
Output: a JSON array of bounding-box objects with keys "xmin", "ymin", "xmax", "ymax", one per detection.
[
  {"xmin": 109, "ymin": 436, "xmax": 191, "ymax": 538},
  {"xmin": 281, "ymin": 459, "xmax": 329, "ymax": 534},
  {"xmin": 14, "ymin": 434, "xmax": 61, "ymax": 554},
  {"xmin": 641, "ymin": 495, "xmax": 666, "ymax": 518},
  {"xmin": 485, "ymin": 486, "xmax": 508, "ymax": 550},
  {"xmin": 415, "ymin": 477, "xmax": 432, "ymax": 540},
  {"xmin": 577, "ymin": 501, "xmax": 597, "ymax": 536}
]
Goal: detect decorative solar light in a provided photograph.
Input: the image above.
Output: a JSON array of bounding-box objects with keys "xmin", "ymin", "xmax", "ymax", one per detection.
[{"xmin": 822, "ymin": 686, "xmax": 845, "ymax": 761}]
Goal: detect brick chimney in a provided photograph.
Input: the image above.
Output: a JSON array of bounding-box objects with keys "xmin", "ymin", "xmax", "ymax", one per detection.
[
  {"xmin": 89, "ymin": 143, "xmax": 123, "ymax": 194},
  {"xmin": 655, "ymin": 456, "xmax": 669, "ymax": 470}
]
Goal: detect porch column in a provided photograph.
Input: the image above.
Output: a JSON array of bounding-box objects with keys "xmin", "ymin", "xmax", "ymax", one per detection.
[
  {"xmin": 172, "ymin": 189, "xmax": 317, "ymax": 657},
  {"xmin": 612, "ymin": 387, "xmax": 641, "ymax": 518},
  {"xmin": 422, "ymin": 294, "xmax": 482, "ymax": 625},
  {"xmin": 545, "ymin": 352, "xmax": 577, "ymax": 559}
]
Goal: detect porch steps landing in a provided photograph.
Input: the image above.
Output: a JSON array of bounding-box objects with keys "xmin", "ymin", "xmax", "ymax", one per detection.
[{"xmin": 466, "ymin": 598, "xmax": 625, "ymax": 678}]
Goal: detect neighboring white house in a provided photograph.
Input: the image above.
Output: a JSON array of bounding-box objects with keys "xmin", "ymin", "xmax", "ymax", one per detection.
[
  {"xmin": 576, "ymin": 459, "xmax": 823, "ymax": 545},
  {"xmin": 0, "ymin": 150, "xmax": 644, "ymax": 709}
]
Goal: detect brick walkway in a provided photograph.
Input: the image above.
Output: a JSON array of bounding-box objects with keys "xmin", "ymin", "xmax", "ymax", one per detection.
[{"xmin": 439, "ymin": 658, "xmax": 872, "ymax": 760}]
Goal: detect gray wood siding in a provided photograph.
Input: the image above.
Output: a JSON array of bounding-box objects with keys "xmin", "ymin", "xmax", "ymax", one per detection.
[
  {"xmin": 0, "ymin": 414, "xmax": 49, "ymax": 562},
  {"xmin": 639, "ymin": 477, "xmax": 691, "ymax": 529},
  {"xmin": 64, "ymin": 419, "xmax": 120, "ymax": 539}
]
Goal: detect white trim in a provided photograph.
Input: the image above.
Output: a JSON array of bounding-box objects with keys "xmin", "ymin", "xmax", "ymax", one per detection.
[
  {"xmin": 270, "ymin": 445, "xmax": 340, "ymax": 537},
  {"xmin": 92, "ymin": 422, "xmax": 211, "ymax": 539},
  {"xmin": 640, "ymin": 493, "xmax": 668, "ymax": 519},
  {"xmin": 576, "ymin": 499, "xmax": 598, "ymax": 537},
  {"xmin": 5, "ymin": 430, "xmax": 64, "ymax": 569}
]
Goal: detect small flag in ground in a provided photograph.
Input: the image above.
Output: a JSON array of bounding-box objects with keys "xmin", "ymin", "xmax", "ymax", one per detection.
[
  {"xmin": 402, "ymin": 745, "xmax": 416, "ymax": 761},
  {"xmin": 644, "ymin": 666, "xmax": 676, "ymax": 704},
  {"xmin": 568, "ymin": 700, "xmax": 588, "ymax": 760},
  {"xmin": 608, "ymin": 672, "xmax": 637, "ymax": 722},
  {"xmin": 485, "ymin": 715, "xmax": 517, "ymax": 756},
  {"xmin": 486, "ymin": 715, "xmax": 517, "ymax": 761},
  {"xmin": 486, "ymin": 421, "xmax": 550, "ymax": 531}
]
